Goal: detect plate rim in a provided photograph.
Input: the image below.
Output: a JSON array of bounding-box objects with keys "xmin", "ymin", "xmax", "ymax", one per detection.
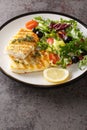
[
  {"xmin": 0, "ymin": 11, "xmax": 87, "ymax": 30},
  {"xmin": 0, "ymin": 11, "xmax": 87, "ymax": 87}
]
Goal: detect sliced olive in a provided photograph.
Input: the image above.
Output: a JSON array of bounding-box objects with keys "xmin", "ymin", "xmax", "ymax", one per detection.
[
  {"xmin": 36, "ymin": 30, "xmax": 43, "ymax": 38},
  {"xmin": 71, "ymin": 56, "xmax": 79, "ymax": 63},
  {"xmin": 32, "ymin": 28, "xmax": 39, "ymax": 33},
  {"xmin": 64, "ymin": 36, "xmax": 72, "ymax": 43},
  {"xmin": 32, "ymin": 28, "xmax": 43, "ymax": 38}
]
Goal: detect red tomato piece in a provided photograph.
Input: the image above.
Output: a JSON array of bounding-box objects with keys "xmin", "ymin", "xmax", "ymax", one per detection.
[
  {"xmin": 49, "ymin": 53, "xmax": 60, "ymax": 64},
  {"xmin": 47, "ymin": 38, "xmax": 54, "ymax": 45},
  {"xmin": 25, "ymin": 20, "xmax": 38, "ymax": 30}
]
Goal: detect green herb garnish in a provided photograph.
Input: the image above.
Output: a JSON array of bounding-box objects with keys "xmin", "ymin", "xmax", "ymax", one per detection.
[{"xmin": 12, "ymin": 35, "xmax": 35, "ymax": 43}]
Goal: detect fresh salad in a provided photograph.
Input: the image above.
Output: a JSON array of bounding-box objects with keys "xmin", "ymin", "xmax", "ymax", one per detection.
[{"xmin": 25, "ymin": 16, "xmax": 87, "ymax": 69}]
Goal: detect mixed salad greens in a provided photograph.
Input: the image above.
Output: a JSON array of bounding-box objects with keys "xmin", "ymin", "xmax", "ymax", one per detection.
[{"xmin": 26, "ymin": 16, "xmax": 87, "ymax": 69}]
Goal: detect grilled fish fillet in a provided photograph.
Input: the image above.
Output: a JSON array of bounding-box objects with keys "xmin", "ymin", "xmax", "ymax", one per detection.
[
  {"xmin": 6, "ymin": 28, "xmax": 50, "ymax": 73},
  {"xmin": 6, "ymin": 28, "xmax": 39, "ymax": 59},
  {"xmin": 10, "ymin": 51, "xmax": 50, "ymax": 73}
]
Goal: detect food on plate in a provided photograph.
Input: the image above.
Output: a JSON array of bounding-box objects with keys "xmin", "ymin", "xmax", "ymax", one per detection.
[
  {"xmin": 33, "ymin": 16, "xmax": 87, "ymax": 69},
  {"xmin": 25, "ymin": 20, "xmax": 38, "ymax": 30},
  {"xmin": 5, "ymin": 16, "xmax": 87, "ymax": 76},
  {"xmin": 43, "ymin": 67, "xmax": 69, "ymax": 83},
  {"xmin": 10, "ymin": 50, "xmax": 50, "ymax": 73},
  {"xmin": 6, "ymin": 28, "xmax": 39, "ymax": 59},
  {"xmin": 6, "ymin": 28, "xmax": 50, "ymax": 73}
]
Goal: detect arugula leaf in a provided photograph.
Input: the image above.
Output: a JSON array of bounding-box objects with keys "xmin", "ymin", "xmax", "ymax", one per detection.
[{"xmin": 37, "ymin": 37, "xmax": 48, "ymax": 50}]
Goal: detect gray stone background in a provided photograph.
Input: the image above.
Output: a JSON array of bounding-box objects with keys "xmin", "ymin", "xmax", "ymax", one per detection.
[{"xmin": 0, "ymin": 0, "xmax": 87, "ymax": 130}]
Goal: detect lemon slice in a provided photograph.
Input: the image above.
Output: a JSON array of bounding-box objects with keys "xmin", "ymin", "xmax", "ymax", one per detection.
[{"xmin": 43, "ymin": 67, "xmax": 69, "ymax": 83}]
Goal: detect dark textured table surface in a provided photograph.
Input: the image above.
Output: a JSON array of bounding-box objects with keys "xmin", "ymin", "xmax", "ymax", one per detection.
[{"xmin": 0, "ymin": 0, "xmax": 87, "ymax": 130}]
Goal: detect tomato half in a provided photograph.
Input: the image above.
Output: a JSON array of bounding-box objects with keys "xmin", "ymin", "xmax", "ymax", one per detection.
[
  {"xmin": 25, "ymin": 20, "xmax": 38, "ymax": 30},
  {"xmin": 49, "ymin": 53, "xmax": 60, "ymax": 64},
  {"xmin": 47, "ymin": 38, "xmax": 54, "ymax": 45}
]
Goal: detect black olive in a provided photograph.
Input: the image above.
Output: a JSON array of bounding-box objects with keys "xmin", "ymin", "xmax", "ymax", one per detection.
[
  {"xmin": 36, "ymin": 30, "xmax": 43, "ymax": 38},
  {"xmin": 32, "ymin": 28, "xmax": 43, "ymax": 38},
  {"xmin": 32, "ymin": 28, "xmax": 39, "ymax": 33},
  {"xmin": 71, "ymin": 56, "xmax": 79, "ymax": 63},
  {"xmin": 64, "ymin": 36, "xmax": 72, "ymax": 43}
]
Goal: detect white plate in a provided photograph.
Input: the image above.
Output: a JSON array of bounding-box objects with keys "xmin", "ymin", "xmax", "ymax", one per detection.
[{"xmin": 0, "ymin": 11, "xmax": 87, "ymax": 87}]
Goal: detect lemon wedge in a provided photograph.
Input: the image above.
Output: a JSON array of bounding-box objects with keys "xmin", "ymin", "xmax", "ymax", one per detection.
[{"xmin": 43, "ymin": 67, "xmax": 69, "ymax": 83}]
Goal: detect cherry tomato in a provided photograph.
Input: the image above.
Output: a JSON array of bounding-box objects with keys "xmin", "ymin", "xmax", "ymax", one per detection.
[
  {"xmin": 25, "ymin": 20, "xmax": 38, "ymax": 30},
  {"xmin": 47, "ymin": 38, "xmax": 54, "ymax": 45},
  {"xmin": 49, "ymin": 53, "xmax": 60, "ymax": 64}
]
